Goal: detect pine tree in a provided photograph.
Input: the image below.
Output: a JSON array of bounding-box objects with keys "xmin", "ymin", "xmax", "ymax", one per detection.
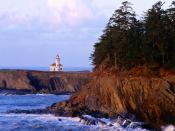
[
  {"xmin": 143, "ymin": 1, "xmax": 170, "ymax": 67},
  {"xmin": 91, "ymin": 1, "xmax": 175, "ymax": 70},
  {"xmin": 166, "ymin": 1, "xmax": 175, "ymax": 67},
  {"xmin": 109, "ymin": 1, "xmax": 137, "ymax": 69}
]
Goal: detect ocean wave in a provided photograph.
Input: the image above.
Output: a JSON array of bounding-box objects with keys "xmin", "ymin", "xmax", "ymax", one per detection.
[
  {"xmin": 0, "ymin": 114, "xmax": 149, "ymax": 131},
  {"xmin": 80, "ymin": 115, "xmax": 149, "ymax": 131},
  {"xmin": 162, "ymin": 125, "xmax": 175, "ymax": 131},
  {"xmin": 0, "ymin": 94, "xmax": 150, "ymax": 131}
]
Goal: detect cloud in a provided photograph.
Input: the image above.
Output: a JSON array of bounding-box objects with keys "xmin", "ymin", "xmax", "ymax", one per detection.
[
  {"xmin": 46, "ymin": 0, "xmax": 93, "ymax": 26},
  {"xmin": 0, "ymin": 0, "xmax": 173, "ymax": 31},
  {"xmin": 0, "ymin": 0, "xmax": 115, "ymax": 30},
  {"xmin": 0, "ymin": 0, "xmax": 96, "ymax": 30}
]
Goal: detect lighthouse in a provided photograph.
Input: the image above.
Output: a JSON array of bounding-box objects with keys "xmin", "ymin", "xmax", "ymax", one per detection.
[{"xmin": 50, "ymin": 54, "xmax": 63, "ymax": 71}]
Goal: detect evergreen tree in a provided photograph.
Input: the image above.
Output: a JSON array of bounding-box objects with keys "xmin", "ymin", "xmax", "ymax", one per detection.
[
  {"xmin": 92, "ymin": 1, "xmax": 141, "ymax": 69},
  {"xmin": 91, "ymin": 1, "xmax": 175, "ymax": 70},
  {"xmin": 143, "ymin": 1, "xmax": 174, "ymax": 67},
  {"xmin": 166, "ymin": 1, "xmax": 175, "ymax": 67},
  {"xmin": 110, "ymin": 1, "xmax": 138, "ymax": 69}
]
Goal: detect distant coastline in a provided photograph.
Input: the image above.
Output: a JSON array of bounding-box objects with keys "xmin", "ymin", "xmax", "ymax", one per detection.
[
  {"xmin": 0, "ymin": 67, "xmax": 92, "ymax": 72},
  {"xmin": 0, "ymin": 70, "xmax": 92, "ymax": 94}
]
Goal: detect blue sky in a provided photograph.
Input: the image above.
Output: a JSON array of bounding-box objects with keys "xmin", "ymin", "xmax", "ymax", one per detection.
[{"xmin": 0, "ymin": 0, "xmax": 173, "ymax": 68}]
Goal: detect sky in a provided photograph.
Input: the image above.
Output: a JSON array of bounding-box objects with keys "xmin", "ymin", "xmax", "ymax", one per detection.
[{"xmin": 0, "ymin": 0, "xmax": 173, "ymax": 68}]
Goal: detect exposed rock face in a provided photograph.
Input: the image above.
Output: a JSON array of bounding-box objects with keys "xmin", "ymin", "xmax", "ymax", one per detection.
[
  {"xmin": 50, "ymin": 69, "xmax": 175, "ymax": 128},
  {"xmin": 0, "ymin": 70, "xmax": 91, "ymax": 93}
]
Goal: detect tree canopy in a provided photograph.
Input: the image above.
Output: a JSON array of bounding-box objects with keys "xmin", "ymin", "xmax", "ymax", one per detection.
[{"xmin": 91, "ymin": 1, "xmax": 175, "ymax": 70}]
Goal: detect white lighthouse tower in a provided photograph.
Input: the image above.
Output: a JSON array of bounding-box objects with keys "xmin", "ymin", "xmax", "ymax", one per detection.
[{"xmin": 50, "ymin": 54, "xmax": 63, "ymax": 72}]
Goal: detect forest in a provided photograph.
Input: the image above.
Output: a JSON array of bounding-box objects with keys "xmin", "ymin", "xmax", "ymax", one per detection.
[{"xmin": 91, "ymin": 1, "xmax": 175, "ymax": 70}]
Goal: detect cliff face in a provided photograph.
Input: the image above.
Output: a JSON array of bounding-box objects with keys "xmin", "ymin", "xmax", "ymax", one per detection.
[
  {"xmin": 0, "ymin": 70, "xmax": 91, "ymax": 93},
  {"xmin": 50, "ymin": 69, "xmax": 175, "ymax": 128}
]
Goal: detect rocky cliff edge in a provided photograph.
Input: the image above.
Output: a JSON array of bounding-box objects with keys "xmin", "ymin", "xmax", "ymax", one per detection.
[
  {"xmin": 0, "ymin": 70, "xmax": 92, "ymax": 94},
  {"xmin": 49, "ymin": 67, "xmax": 175, "ymax": 128}
]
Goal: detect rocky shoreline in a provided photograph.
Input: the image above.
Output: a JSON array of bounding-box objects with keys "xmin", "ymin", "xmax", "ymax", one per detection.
[
  {"xmin": 6, "ymin": 108, "xmax": 152, "ymax": 130},
  {"xmin": 48, "ymin": 68, "xmax": 175, "ymax": 129}
]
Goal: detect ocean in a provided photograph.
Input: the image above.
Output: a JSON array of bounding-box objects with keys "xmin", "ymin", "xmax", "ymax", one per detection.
[{"xmin": 0, "ymin": 94, "xmax": 150, "ymax": 131}]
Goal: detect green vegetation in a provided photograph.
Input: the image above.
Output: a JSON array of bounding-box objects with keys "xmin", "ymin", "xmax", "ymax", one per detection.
[{"xmin": 91, "ymin": 1, "xmax": 175, "ymax": 70}]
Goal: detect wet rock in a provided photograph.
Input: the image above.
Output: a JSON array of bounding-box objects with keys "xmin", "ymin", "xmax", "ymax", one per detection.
[{"xmin": 80, "ymin": 115, "xmax": 106, "ymax": 126}]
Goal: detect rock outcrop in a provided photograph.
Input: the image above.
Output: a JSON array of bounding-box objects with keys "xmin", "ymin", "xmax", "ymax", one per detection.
[
  {"xmin": 50, "ymin": 68, "xmax": 175, "ymax": 128},
  {"xmin": 0, "ymin": 70, "xmax": 91, "ymax": 94}
]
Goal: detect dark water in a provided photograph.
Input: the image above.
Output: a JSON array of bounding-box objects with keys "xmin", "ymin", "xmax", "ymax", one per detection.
[
  {"xmin": 0, "ymin": 94, "xmax": 69, "ymax": 113},
  {"xmin": 0, "ymin": 94, "xmax": 151, "ymax": 131}
]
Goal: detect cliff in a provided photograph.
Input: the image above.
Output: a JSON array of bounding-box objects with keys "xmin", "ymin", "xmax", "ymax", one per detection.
[
  {"xmin": 49, "ymin": 68, "xmax": 175, "ymax": 128},
  {"xmin": 0, "ymin": 70, "xmax": 91, "ymax": 94}
]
